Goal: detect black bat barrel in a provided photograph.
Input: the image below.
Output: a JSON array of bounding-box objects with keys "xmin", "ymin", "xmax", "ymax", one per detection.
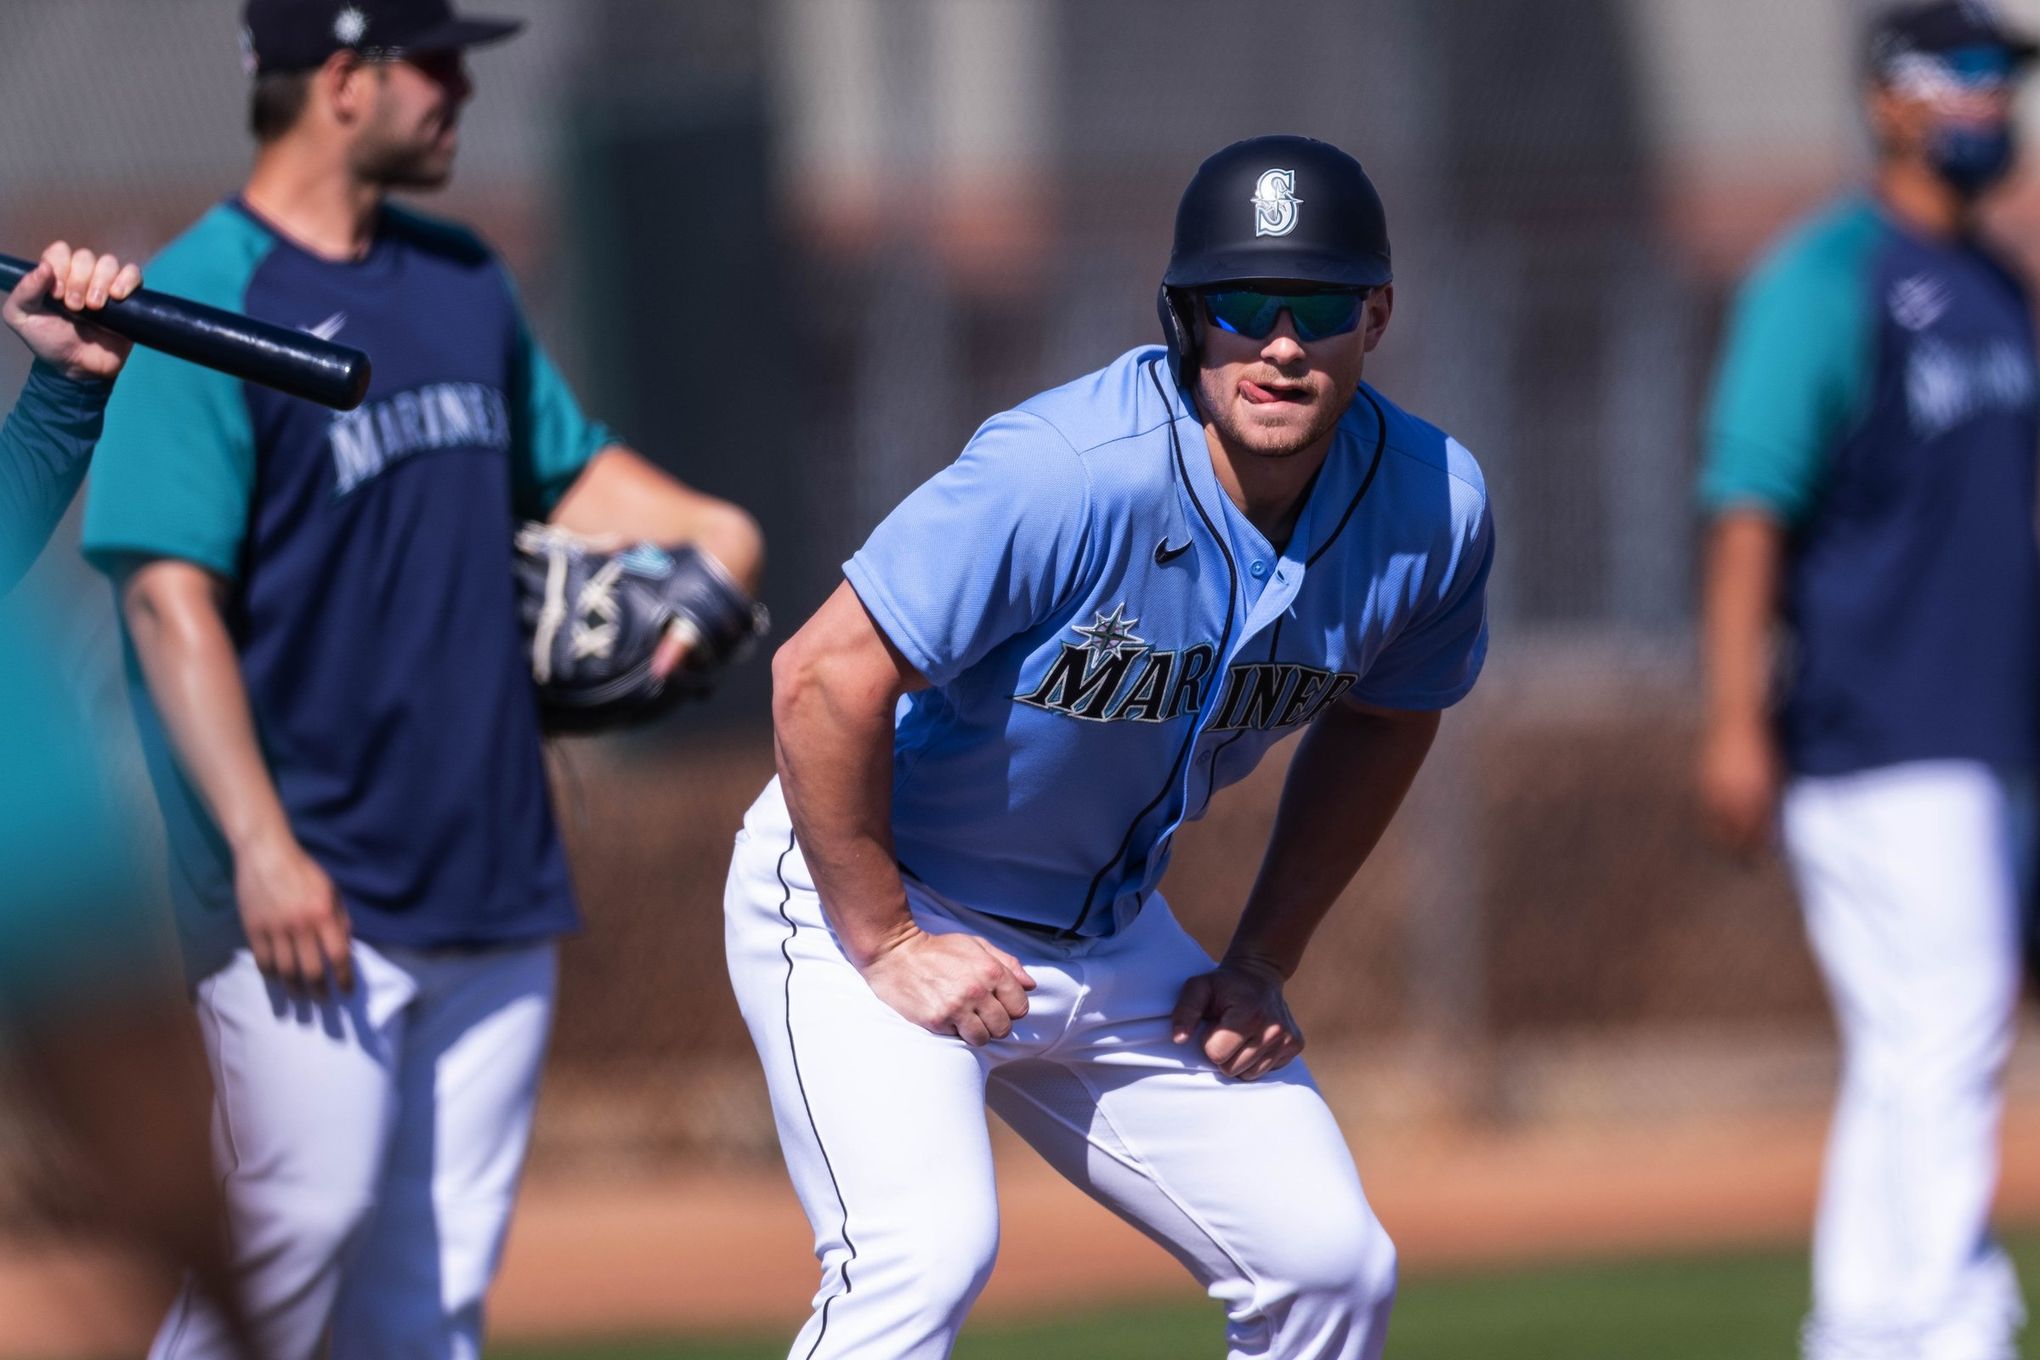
[{"xmin": 0, "ymin": 253, "xmax": 372, "ymax": 412}]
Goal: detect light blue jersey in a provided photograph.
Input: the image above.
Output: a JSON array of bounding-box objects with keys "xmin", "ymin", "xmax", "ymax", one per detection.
[{"xmin": 845, "ymin": 346, "xmax": 1493, "ymax": 937}]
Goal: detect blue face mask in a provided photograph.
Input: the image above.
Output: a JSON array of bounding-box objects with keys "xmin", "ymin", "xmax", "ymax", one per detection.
[{"xmin": 1930, "ymin": 121, "xmax": 2018, "ymax": 197}]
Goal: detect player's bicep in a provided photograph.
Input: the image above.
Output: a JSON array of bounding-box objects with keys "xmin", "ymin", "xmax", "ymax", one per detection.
[
  {"xmin": 774, "ymin": 583, "xmax": 929, "ymax": 738},
  {"xmin": 118, "ymin": 556, "xmax": 233, "ymax": 642},
  {"xmin": 803, "ymin": 580, "xmax": 932, "ymax": 695}
]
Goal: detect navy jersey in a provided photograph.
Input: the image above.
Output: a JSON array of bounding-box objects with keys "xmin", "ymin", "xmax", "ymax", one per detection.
[
  {"xmin": 1703, "ymin": 198, "xmax": 2040, "ymax": 776},
  {"xmin": 82, "ymin": 200, "xmax": 613, "ymax": 976},
  {"xmin": 845, "ymin": 348, "xmax": 1493, "ymax": 937}
]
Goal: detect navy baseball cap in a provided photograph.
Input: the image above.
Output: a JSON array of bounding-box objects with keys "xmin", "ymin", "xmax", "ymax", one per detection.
[
  {"xmin": 241, "ymin": 0, "xmax": 523, "ymax": 75},
  {"xmin": 1868, "ymin": 1, "xmax": 2039, "ymax": 81}
]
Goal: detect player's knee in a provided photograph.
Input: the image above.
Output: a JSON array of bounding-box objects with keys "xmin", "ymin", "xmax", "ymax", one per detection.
[
  {"xmin": 885, "ymin": 1215, "xmax": 1001, "ymax": 1315},
  {"xmin": 1275, "ymin": 1212, "xmax": 1398, "ymax": 1320}
]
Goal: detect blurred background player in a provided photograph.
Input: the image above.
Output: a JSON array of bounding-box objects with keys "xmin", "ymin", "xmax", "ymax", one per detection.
[
  {"xmin": 1698, "ymin": 2, "xmax": 2040, "ymax": 1356},
  {"xmin": 1, "ymin": 244, "xmax": 257, "ymax": 1353},
  {"xmin": 728, "ymin": 134, "xmax": 1491, "ymax": 1360},
  {"xmin": 78, "ymin": 0, "xmax": 762, "ymax": 1355}
]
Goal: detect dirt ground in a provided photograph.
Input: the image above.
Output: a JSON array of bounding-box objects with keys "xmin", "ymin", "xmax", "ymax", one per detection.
[{"xmin": 6, "ymin": 1095, "xmax": 2040, "ymax": 1356}]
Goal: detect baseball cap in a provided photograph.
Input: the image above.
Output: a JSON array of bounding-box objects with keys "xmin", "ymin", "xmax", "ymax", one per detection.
[
  {"xmin": 1868, "ymin": 1, "xmax": 2040, "ymax": 83},
  {"xmin": 241, "ymin": 0, "xmax": 523, "ymax": 76}
]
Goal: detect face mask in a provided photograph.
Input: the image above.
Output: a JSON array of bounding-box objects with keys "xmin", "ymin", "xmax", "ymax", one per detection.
[{"xmin": 1929, "ymin": 121, "xmax": 2018, "ymax": 197}]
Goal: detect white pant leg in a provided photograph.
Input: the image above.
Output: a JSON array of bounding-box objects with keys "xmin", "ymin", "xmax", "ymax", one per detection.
[
  {"xmin": 986, "ymin": 899, "xmax": 1395, "ymax": 1360},
  {"xmin": 150, "ymin": 945, "xmax": 416, "ymax": 1360},
  {"xmin": 1784, "ymin": 762, "xmax": 2027, "ymax": 1360},
  {"xmin": 328, "ymin": 942, "xmax": 556, "ymax": 1360},
  {"xmin": 725, "ymin": 807, "xmax": 1017, "ymax": 1360}
]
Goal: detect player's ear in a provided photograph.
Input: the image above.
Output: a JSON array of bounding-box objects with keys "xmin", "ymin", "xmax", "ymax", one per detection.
[
  {"xmin": 1362, "ymin": 285, "xmax": 1394, "ymax": 354},
  {"xmin": 320, "ymin": 50, "xmax": 372, "ymax": 126}
]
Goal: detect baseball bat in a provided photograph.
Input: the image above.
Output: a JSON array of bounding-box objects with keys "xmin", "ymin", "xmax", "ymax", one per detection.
[{"xmin": 0, "ymin": 253, "xmax": 372, "ymax": 412}]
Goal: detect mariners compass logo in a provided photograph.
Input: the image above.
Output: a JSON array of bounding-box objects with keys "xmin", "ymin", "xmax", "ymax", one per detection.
[
  {"xmin": 1071, "ymin": 605, "xmax": 1147, "ymax": 662},
  {"xmin": 1252, "ymin": 168, "xmax": 1301, "ymax": 237}
]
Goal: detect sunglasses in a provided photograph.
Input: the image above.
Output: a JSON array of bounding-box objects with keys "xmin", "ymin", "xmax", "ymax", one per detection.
[{"xmin": 1201, "ymin": 288, "xmax": 1369, "ymax": 343}]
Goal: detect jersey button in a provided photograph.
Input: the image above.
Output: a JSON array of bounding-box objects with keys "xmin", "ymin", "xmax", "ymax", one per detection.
[{"xmin": 1249, "ymin": 560, "xmax": 1268, "ymax": 578}]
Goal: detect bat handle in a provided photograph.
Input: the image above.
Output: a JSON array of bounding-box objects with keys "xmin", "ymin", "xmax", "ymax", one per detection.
[{"xmin": 0, "ymin": 252, "xmax": 372, "ymax": 411}]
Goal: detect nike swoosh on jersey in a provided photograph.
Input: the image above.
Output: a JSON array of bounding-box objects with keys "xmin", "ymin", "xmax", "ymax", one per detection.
[
  {"xmin": 1153, "ymin": 538, "xmax": 1192, "ymax": 565},
  {"xmin": 307, "ymin": 312, "xmax": 348, "ymax": 342}
]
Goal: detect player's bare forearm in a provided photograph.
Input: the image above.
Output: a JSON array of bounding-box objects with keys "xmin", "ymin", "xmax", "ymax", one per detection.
[
  {"xmin": 775, "ymin": 584, "xmax": 1037, "ymax": 1042},
  {"xmin": 123, "ymin": 559, "xmax": 352, "ymax": 988},
  {"xmin": 1701, "ymin": 512, "xmax": 1783, "ymax": 732},
  {"xmin": 121, "ymin": 561, "xmax": 295, "ymax": 854},
  {"xmin": 549, "ymin": 445, "xmax": 764, "ymax": 594},
  {"xmin": 1226, "ymin": 700, "xmax": 1441, "ymax": 978},
  {"xmin": 771, "ymin": 583, "xmax": 923, "ymax": 966},
  {"xmin": 1697, "ymin": 511, "xmax": 1786, "ymax": 851}
]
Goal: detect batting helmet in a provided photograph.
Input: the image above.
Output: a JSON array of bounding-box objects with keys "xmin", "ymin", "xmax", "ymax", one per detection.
[{"xmin": 1157, "ymin": 134, "xmax": 1392, "ymax": 386}]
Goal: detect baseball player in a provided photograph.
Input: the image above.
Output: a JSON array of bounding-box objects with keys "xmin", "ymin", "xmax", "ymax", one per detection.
[
  {"xmin": 0, "ymin": 242, "xmax": 141, "ymax": 588},
  {"xmin": 1698, "ymin": 4, "xmax": 2040, "ymax": 1357},
  {"xmin": 1, "ymin": 244, "xmax": 259, "ymax": 1353},
  {"xmin": 79, "ymin": 2, "xmax": 762, "ymax": 1356},
  {"xmin": 726, "ymin": 134, "xmax": 1492, "ymax": 1360}
]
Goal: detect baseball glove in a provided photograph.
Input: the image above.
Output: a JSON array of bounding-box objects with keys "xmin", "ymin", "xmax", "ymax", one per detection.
[{"xmin": 514, "ymin": 522, "xmax": 768, "ymax": 729}]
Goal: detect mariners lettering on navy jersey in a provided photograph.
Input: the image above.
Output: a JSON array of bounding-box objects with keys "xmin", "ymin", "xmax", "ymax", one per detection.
[
  {"xmin": 329, "ymin": 382, "xmax": 513, "ymax": 496},
  {"xmin": 845, "ymin": 345, "xmax": 1493, "ymax": 937}
]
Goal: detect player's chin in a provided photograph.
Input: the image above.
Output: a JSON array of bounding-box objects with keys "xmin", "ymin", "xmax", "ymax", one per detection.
[{"xmin": 1227, "ymin": 406, "xmax": 1321, "ymax": 458}]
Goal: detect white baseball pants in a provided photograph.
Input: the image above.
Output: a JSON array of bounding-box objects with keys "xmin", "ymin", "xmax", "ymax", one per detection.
[
  {"xmin": 725, "ymin": 780, "xmax": 1397, "ymax": 1360},
  {"xmin": 1783, "ymin": 761, "xmax": 2029, "ymax": 1360},
  {"xmin": 149, "ymin": 938, "xmax": 556, "ymax": 1360}
]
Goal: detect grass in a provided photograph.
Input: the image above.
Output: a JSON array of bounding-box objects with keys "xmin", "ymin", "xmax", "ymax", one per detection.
[{"xmin": 496, "ymin": 1232, "xmax": 2040, "ymax": 1358}]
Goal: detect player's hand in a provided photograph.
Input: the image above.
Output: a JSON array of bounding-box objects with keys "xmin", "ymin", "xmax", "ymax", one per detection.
[
  {"xmin": 233, "ymin": 833, "xmax": 355, "ymax": 994},
  {"xmin": 1698, "ymin": 717, "xmax": 1780, "ymax": 856},
  {"xmin": 1172, "ymin": 956, "xmax": 1304, "ymax": 1081},
  {"xmin": 1, "ymin": 242, "xmax": 142, "ymax": 382},
  {"xmin": 650, "ymin": 624, "xmax": 692, "ymax": 683},
  {"xmin": 858, "ymin": 927, "xmax": 1037, "ymax": 1046}
]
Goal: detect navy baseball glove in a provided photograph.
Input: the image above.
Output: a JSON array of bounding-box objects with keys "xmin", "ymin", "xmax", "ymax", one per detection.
[{"xmin": 515, "ymin": 522, "xmax": 768, "ymax": 729}]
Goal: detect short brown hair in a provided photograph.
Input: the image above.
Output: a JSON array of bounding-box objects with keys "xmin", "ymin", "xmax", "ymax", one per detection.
[{"xmin": 249, "ymin": 71, "xmax": 313, "ymax": 143}]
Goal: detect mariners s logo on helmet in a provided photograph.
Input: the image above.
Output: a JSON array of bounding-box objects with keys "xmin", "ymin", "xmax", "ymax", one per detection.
[{"xmin": 1252, "ymin": 168, "xmax": 1302, "ymax": 238}]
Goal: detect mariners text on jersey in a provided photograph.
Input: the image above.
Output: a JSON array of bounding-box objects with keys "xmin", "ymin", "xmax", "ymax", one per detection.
[
  {"xmin": 329, "ymin": 382, "xmax": 513, "ymax": 497},
  {"xmin": 1017, "ymin": 621, "xmax": 1358, "ymax": 732}
]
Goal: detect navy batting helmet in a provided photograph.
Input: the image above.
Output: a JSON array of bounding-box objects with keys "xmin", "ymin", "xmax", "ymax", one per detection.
[{"xmin": 1158, "ymin": 134, "xmax": 1392, "ymax": 386}]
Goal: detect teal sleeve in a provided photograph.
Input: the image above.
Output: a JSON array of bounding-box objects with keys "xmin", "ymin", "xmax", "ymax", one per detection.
[
  {"xmin": 509, "ymin": 311, "xmax": 616, "ymax": 521},
  {"xmin": 0, "ymin": 363, "xmax": 112, "ymax": 593},
  {"xmin": 1700, "ymin": 208, "xmax": 1880, "ymax": 524},
  {"xmin": 80, "ymin": 211, "xmax": 267, "ymax": 580},
  {"xmin": 80, "ymin": 343, "xmax": 255, "ymax": 579}
]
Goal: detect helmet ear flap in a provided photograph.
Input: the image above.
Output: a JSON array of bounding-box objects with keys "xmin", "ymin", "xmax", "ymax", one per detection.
[{"xmin": 1156, "ymin": 284, "xmax": 1198, "ymax": 391}]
